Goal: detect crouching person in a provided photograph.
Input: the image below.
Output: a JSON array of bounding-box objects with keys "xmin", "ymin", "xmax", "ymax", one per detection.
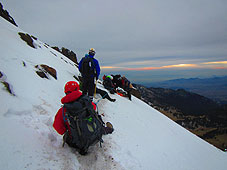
[
  {"xmin": 53, "ymin": 81, "xmax": 114, "ymax": 155},
  {"xmin": 102, "ymin": 75, "xmax": 116, "ymax": 94}
]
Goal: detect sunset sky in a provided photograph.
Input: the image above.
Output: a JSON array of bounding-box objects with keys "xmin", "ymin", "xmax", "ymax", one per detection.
[{"xmin": 2, "ymin": 0, "xmax": 227, "ymax": 83}]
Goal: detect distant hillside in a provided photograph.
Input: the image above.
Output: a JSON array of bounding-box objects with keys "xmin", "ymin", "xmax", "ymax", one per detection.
[
  {"xmin": 144, "ymin": 76, "xmax": 227, "ymax": 104},
  {"xmin": 134, "ymin": 84, "xmax": 225, "ymax": 118},
  {"xmin": 134, "ymin": 84, "xmax": 227, "ymax": 150}
]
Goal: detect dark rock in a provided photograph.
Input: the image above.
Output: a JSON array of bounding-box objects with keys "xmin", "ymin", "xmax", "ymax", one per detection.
[
  {"xmin": 40, "ymin": 64, "xmax": 57, "ymax": 80},
  {"xmin": 36, "ymin": 71, "xmax": 48, "ymax": 79},
  {"xmin": 52, "ymin": 46, "xmax": 60, "ymax": 52},
  {"xmin": 0, "ymin": 71, "xmax": 3, "ymax": 78},
  {"xmin": 1, "ymin": 81, "xmax": 15, "ymax": 96},
  {"xmin": 35, "ymin": 64, "xmax": 57, "ymax": 80},
  {"xmin": 18, "ymin": 32, "xmax": 35, "ymax": 48},
  {"xmin": 73, "ymin": 75, "xmax": 80, "ymax": 81},
  {"xmin": 51, "ymin": 46, "xmax": 78, "ymax": 64},
  {"xmin": 62, "ymin": 47, "xmax": 78, "ymax": 64},
  {"xmin": 0, "ymin": 2, "xmax": 17, "ymax": 26}
]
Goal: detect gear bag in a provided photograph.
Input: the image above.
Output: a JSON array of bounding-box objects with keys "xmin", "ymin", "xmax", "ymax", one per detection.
[
  {"xmin": 63, "ymin": 95, "xmax": 104, "ymax": 152},
  {"xmin": 80, "ymin": 57, "xmax": 96, "ymax": 77}
]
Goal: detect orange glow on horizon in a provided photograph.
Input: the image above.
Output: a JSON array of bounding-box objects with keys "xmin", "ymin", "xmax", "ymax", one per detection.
[
  {"xmin": 213, "ymin": 67, "xmax": 227, "ymax": 69},
  {"xmin": 118, "ymin": 64, "xmax": 198, "ymax": 71},
  {"xmin": 101, "ymin": 61, "xmax": 227, "ymax": 71},
  {"xmin": 203, "ymin": 61, "xmax": 227, "ymax": 65},
  {"xmin": 101, "ymin": 66, "xmax": 122, "ymax": 69},
  {"xmin": 125, "ymin": 67, "xmax": 157, "ymax": 71},
  {"xmin": 101, "ymin": 66, "xmax": 115, "ymax": 69},
  {"xmin": 161, "ymin": 64, "xmax": 198, "ymax": 69}
]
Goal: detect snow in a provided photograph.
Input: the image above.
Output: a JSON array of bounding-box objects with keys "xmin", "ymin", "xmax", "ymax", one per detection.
[{"xmin": 0, "ymin": 17, "xmax": 227, "ymax": 170}]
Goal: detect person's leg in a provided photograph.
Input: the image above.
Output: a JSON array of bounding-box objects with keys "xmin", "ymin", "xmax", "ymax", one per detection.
[
  {"xmin": 82, "ymin": 77, "xmax": 88, "ymax": 95},
  {"xmin": 127, "ymin": 91, "xmax": 132, "ymax": 100},
  {"xmin": 97, "ymin": 88, "xmax": 116, "ymax": 102},
  {"xmin": 127, "ymin": 88, "xmax": 132, "ymax": 101},
  {"xmin": 87, "ymin": 77, "xmax": 95, "ymax": 100}
]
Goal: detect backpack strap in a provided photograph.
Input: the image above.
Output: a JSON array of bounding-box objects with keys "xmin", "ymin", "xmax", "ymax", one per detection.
[
  {"xmin": 62, "ymin": 105, "xmax": 83, "ymax": 137},
  {"xmin": 62, "ymin": 106, "xmax": 69, "ymax": 147},
  {"xmin": 62, "ymin": 106, "xmax": 68, "ymax": 123}
]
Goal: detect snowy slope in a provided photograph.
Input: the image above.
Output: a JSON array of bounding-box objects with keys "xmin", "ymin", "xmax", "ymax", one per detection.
[{"xmin": 0, "ymin": 17, "xmax": 226, "ymax": 170}]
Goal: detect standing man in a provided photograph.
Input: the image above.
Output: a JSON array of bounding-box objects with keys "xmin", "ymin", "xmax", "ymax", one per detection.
[{"xmin": 79, "ymin": 48, "xmax": 100, "ymax": 101}]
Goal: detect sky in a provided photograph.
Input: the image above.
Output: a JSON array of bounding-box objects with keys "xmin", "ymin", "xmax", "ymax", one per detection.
[
  {"xmin": 0, "ymin": 18, "xmax": 227, "ymax": 169},
  {"xmin": 1, "ymin": 0, "xmax": 227, "ymax": 83}
]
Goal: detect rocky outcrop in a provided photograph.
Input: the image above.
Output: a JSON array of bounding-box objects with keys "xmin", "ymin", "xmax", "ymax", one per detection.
[
  {"xmin": 0, "ymin": 3, "xmax": 17, "ymax": 26},
  {"xmin": 18, "ymin": 32, "xmax": 36, "ymax": 48},
  {"xmin": 0, "ymin": 71, "xmax": 15, "ymax": 96},
  {"xmin": 35, "ymin": 64, "xmax": 57, "ymax": 80},
  {"xmin": 52, "ymin": 46, "xmax": 78, "ymax": 64}
]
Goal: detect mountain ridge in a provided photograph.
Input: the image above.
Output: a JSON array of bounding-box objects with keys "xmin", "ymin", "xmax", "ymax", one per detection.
[{"xmin": 144, "ymin": 76, "xmax": 227, "ymax": 104}]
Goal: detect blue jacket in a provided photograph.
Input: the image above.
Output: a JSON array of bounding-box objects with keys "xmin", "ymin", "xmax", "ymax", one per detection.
[{"xmin": 79, "ymin": 54, "xmax": 100, "ymax": 78}]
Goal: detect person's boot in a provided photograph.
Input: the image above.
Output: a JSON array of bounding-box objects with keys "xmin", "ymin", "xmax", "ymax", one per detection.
[
  {"xmin": 110, "ymin": 90, "xmax": 115, "ymax": 94},
  {"xmin": 128, "ymin": 94, "xmax": 132, "ymax": 101},
  {"xmin": 62, "ymin": 134, "xmax": 67, "ymax": 147},
  {"xmin": 127, "ymin": 92, "xmax": 132, "ymax": 101},
  {"xmin": 79, "ymin": 148, "xmax": 88, "ymax": 155},
  {"xmin": 104, "ymin": 122, "xmax": 114, "ymax": 134},
  {"xmin": 62, "ymin": 131, "xmax": 69, "ymax": 147},
  {"xmin": 110, "ymin": 98, "xmax": 116, "ymax": 102}
]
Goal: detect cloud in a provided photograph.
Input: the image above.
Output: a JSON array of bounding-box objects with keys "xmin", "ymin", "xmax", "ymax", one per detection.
[
  {"xmin": 202, "ymin": 61, "xmax": 227, "ymax": 65},
  {"xmin": 201, "ymin": 61, "xmax": 227, "ymax": 69}
]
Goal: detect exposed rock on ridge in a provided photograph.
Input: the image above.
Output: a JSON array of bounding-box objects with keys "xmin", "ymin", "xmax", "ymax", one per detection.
[{"xmin": 0, "ymin": 3, "xmax": 17, "ymax": 26}]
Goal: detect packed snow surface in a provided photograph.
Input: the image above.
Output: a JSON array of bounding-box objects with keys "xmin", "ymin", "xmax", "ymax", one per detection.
[{"xmin": 0, "ymin": 17, "xmax": 226, "ymax": 170}]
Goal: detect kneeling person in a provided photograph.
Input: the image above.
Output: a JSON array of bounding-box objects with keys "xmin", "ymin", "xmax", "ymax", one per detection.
[{"xmin": 53, "ymin": 81, "xmax": 113, "ymax": 155}]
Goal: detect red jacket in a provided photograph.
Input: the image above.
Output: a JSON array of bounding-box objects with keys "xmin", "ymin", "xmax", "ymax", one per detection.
[{"xmin": 53, "ymin": 90, "xmax": 96, "ymax": 135}]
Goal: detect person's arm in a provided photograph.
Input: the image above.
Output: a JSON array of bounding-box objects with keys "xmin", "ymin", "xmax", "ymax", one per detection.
[
  {"xmin": 78, "ymin": 58, "xmax": 84, "ymax": 72},
  {"xmin": 53, "ymin": 108, "xmax": 67, "ymax": 135},
  {"xmin": 91, "ymin": 102, "xmax": 97, "ymax": 110},
  {"xmin": 94, "ymin": 59, "xmax": 100, "ymax": 79}
]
